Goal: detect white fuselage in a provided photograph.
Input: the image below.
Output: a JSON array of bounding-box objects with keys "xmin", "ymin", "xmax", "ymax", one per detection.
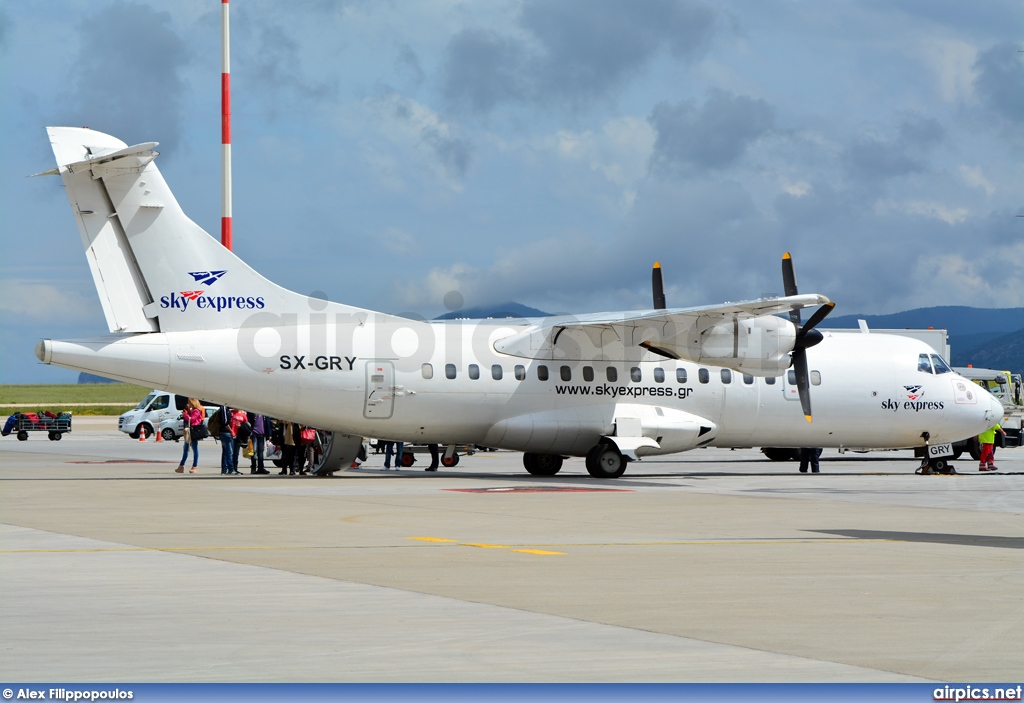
[{"xmin": 39, "ymin": 319, "xmax": 1002, "ymax": 458}]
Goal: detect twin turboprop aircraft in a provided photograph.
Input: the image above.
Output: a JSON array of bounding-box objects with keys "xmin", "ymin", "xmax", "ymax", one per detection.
[{"xmin": 35, "ymin": 127, "xmax": 1003, "ymax": 477}]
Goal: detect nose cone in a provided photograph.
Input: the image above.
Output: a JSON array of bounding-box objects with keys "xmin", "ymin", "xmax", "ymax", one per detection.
[{"xmin": 985, "ymin": 393, "xmax": 1005, "ymax": 425}]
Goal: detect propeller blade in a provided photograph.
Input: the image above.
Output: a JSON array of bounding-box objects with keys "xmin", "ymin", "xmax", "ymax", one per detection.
[
  {"xmin": 781, "ymin": 252, "xmax": 800, "ymax": 325},
  {"xmin": 800, "ymin": 302, "xmax": 835, "ymax": 338},
  {"xmin": 792, "ymin": 348, "xmax": 813, "ymax": 422},
  {"xmin": 652, "ymin": 261, "xmax": 666, "ymax": 310}
]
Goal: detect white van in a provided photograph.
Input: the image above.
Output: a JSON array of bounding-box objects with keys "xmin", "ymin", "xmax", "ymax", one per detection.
[{"xmin": 119, "ymin": 391, "xmax": 215, "ymax": 441}]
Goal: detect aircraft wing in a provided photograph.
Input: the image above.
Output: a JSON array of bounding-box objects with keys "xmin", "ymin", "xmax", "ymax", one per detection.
[{"xmin": 492, "ymin": 294, "xmax": 831, "ymax": 374}]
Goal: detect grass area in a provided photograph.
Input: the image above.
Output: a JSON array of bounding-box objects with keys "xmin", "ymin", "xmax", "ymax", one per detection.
[
  {"xmin": 0, "ymin": 383, "xmax": 151, "ymax": 404},
  {"xmin": 0, "ymin": 384, "xmax": 151, "ymax": 416}
]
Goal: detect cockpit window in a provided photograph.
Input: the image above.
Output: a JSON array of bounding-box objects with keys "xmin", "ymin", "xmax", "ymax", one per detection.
[
  {"xmin": 930, "ymin": 355, "xmax": 952, "ymax": 374},
  {"xmin": 917, "ymin": 354, "xmax": 933, "ymax": 374}
]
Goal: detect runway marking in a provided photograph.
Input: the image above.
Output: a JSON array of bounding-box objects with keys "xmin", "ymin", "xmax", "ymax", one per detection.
[
  {"xmin": 512, "ymin": 549, "xmax": 566, "ymax": 555},
  {"xmin": 407, "ymin": 536, "xmax": 565, "ymax": 556},
  {"xmin": 444, "ymin": 486, "xmax": 633, "ymax": 493}
]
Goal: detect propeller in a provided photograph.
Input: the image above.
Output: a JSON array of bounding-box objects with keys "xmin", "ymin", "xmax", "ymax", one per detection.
[
  {"xmin": 781, "ymin": 252, "xmax": 835, "ymax": 422},
  {"xmin": 652, "ymin": 261, "xmax": 666, "ymax": 310}
]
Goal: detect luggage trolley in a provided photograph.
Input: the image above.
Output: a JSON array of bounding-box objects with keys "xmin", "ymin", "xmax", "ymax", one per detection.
[{"xmin": 3, "ymin": 411, "xmax": 73, "ymax": 441}]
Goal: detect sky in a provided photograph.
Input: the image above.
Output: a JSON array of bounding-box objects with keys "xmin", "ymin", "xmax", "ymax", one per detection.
[{"xmin": 1, "ymin": 0, "xmax": 1022, "ymax": 384}]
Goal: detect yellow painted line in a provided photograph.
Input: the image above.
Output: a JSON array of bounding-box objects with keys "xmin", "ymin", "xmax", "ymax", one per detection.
[
  {"xmin": 461, "ymin": 542, "xmax": 510, "ymax": 549},
  {"xmin": 408, "ymin": 537, "xmax": 458, "ymax": 543},
  {"xmin": 511, "ymin": 549, "xmax": 565, "ymax": 556}
]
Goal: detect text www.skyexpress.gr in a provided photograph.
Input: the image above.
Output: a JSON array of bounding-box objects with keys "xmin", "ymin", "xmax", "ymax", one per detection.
[{"xmin": 555, "ymin": 384, "xmax": 693, "ymax": 399}]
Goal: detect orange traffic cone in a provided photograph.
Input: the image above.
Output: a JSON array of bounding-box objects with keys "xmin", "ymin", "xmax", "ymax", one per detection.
[
  {"xmin": 155, "ymin": 430, "xmax": 162, "ymax": 443},
  {"xmin": 138, "ymin": 431, "xmax": 146, "ymax": 442}
]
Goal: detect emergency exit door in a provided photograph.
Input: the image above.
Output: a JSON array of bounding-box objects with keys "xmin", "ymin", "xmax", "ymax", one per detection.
[{"xmin": 364, "ymin": 361, "xmax": 395, "ymax": 419}]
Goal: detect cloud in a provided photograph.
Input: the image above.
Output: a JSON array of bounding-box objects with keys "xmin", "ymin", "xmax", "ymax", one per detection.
[
  {"xmin": 875, "ymin": 199, "xmax": 969, "ymax": 225},
  {"xmin": 842, "ymin": 115, "xmax": 944, "ymax": 181},
  {"xmin": 0, "ymin": 280, "xmax": 98, "ymax": 323},
  {"xmin": 367, "ymin": 91, "xmax": 474, "ymax": 185},
  {"xmin": 973, "ymin": 42, "xmax": 1024, "ymax": 125},
  {"xmin": 648, "ymin": 90, "xmax": 776, "ymax": 173},
  {"xmin": 920, "ymin": 38, "xmax": 978, "ymax": 104},
  {"xmin": 958, "ymin": 165, "xmax": 995, "ymax": 196},
  {"xmin": 442, "ymin": 0, "xmax": 717, "ymax": 113},
  {"xmin": 67, "ymin": 2, "xmax": 189, "ymax": 153}
]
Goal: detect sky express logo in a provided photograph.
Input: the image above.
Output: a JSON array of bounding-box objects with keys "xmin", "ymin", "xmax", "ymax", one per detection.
[{"xmin": 159, "ymin": 270, "xmax": 266, "ymax": 312}]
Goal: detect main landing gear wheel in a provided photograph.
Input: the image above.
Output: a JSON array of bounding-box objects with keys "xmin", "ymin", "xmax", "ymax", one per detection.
[
  {"xmin": 585, "ymin": 443, "xmax": 626, "ymax": 479},
  {"xmin": 401, "ymin": 452, "xmax": 415, "ymax": 467},
  {"xmin": 523, "ymin": 453, "xmax": 563, "ymax": 476},
  {"xmin": 441, "ymin": 453, "xmax": 460, "ymax": 468}
]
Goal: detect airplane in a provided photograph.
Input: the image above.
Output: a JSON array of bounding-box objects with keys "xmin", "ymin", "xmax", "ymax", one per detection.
[{"xmin": 33, "ymin": 126, "xmax": 1003, "ymax": 477}]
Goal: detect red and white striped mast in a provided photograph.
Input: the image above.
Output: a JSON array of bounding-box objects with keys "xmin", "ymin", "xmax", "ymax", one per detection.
[{"xmin": 221, "ymin": 0, "xmax": 232, "ymax": 250}]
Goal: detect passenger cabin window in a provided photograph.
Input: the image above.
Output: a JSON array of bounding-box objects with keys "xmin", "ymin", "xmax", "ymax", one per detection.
[
  {"xmin": 698, "ymin": 368, "xmax": 710, "ymax": 384},
  {"xmin": 469, "ymin": 364, "xmax": 480, "ymax": 380},
  {"xmin": 515, "ymin": 365, "xmax": 526, "ymax": 381},
  {"xmin": 491, "ymin": 364, "xmax": 502, "ymax": 380},
  {"xmin": 765, "ymin": 376, "xmax": 776, "ymax": 385},
  {"xmin": 743, "ymin": 374, "xmax": 754, "ymax": 385},
  {"xmin": 422, "ymin": 363, "xmax": 433, "ymax": 379},
  {"xmin": 560, "ymin": 366, "xmax": 572, "ymax": 382},
  {"xmin": 918, "ymin": 354, "xmax": 933, "ymax": 374},
  {"xmin": 811, "ymin": 371, "xmax": 821, "ymax": 386},
  {"xmin": 930, "ymin": 355, "xmax": 952, "ymax": 374},
  {"xmin": 630, "ymin": 367, "xmax": 642, "ymax": 383},
  {"xmin": 676, "ymin": 368, "xmax": 687, "ymax": 383},
  {"xmin": 721, "ymin": 369, "xmax": 732, "ymax": 384},
  {"xmin": 537, "ymin": 365, "xmax": 549, "ymax": 381},
  {"xmin": 445, "ymin": 363, "xmax": 457, "ymax": 380},
  {"xmin": 607, "ymin": 367, "xmax": 618, "ymax": 383},
  {"xmin": 654, "ymin": 368, "xmax": 665, "ymax": 383},
  {"xmin": 583, "ymin": 366, "xmax": 594, "ymax": 382}
]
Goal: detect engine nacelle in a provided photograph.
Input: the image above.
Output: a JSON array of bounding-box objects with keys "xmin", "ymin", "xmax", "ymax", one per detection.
[{"xmin": 680, "ymin": 315, "xmax": 796, "ymax": 376}]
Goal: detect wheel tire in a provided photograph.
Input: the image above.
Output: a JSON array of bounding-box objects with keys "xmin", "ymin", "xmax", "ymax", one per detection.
[
  {"xmin": 48, "ymin": 431, "xmax": 58, "ymax": 441},
  {"xmin": 161, "ymin": 428, "xmax": 177, "ymax": 442},
  {"xmin": 401, "ymin": 452, "xmax": 415, "ymax": 467},
  {"xmin": 53, "ymin": 432, "xmax": 62, "ymax": 441},
  {"xmin": 930, "ymin": 458, "xmax": 948, "ymax": 473},
  {"xmin": 17, "ymin": 431, "xmax": 28, "ymax": 441},
  {"xmin": 137, "ymin": 424, "xmax": 152, "ymax": 439},
  {"xmin": 585, "ymin": 443, "xmax": 626, "ymax": 479},
  {"xmin": 523, "ymin": 453, "xmax": 562, "ymax": 476},
  {"xmin": 441, "ymin": 453, "xmax": 460, "ymax": 468}
]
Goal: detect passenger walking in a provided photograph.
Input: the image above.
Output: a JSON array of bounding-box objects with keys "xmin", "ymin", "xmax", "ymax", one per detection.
[
  {"xmin": 977, "ymin": 423, "xmax": 1006, "ymax": 472},
  {"xmin": 175, "ymin": 398, "xmax": 205, "ymax": 474},
  {"xmin": 299, "ymin": 425, "xmax": 317, "ymax": 474},
  {"xmin": 248, "ymin": 412, "xmax": 269, "ymax": 474},
  {"xmin": 213, "ymin": 406, "xmax": 235, "ymax": 475},
  {"xmin": 280, "ymin": 421, "xmax": 299, "ymax": 475},
  {"xmin": 383, "ymin": 441, "xmax": 405, "ymax": 470},
  {"xmin": 381, "ymin": 440, "xmax": 395, "ymax": 469},
  {"xmin": 798, "ymin": 447, "xmax": 822, "ymax": 473},
  {"xmin": 229, "ymin": 408, "xmax": 249, "ymax": 475}
]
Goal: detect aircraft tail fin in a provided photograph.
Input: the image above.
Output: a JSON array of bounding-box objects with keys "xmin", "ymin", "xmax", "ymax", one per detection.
[{"xmin": 46, "ymin": 126, "xmax": 362, "ymax": 333}]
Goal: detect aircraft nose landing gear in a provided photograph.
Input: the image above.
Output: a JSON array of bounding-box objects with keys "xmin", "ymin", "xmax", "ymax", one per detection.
[{"xmin": 916, "ymin": 457, "xmax": 956, "ymax": 475}]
